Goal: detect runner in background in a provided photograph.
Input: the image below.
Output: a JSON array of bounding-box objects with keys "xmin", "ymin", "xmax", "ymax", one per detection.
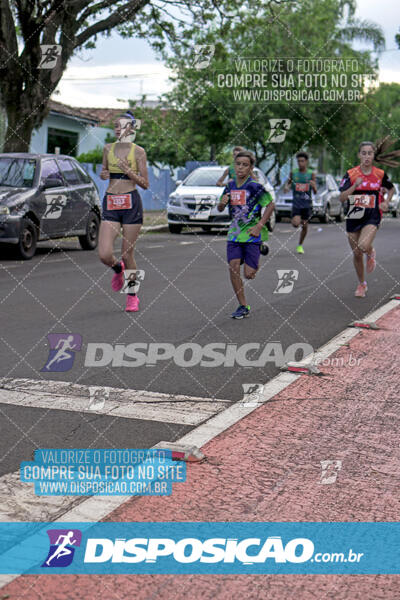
[
  {"xmin": 285, "ymin": 151, "xmax": 317, "ymax": 254},
  {"xmin": 216, "ymin": 146, "xmax": 259, "ymax": 186},
  {"xmin": 216, "ymin": 146, "xmax": 245, "ymax": 187},
  {"xmin": 339, "ymin": 139, "xmax": 398, "ymax": 298},
  {"xmin": 218, "ymin": 150, "xmax": 275, "ymax": 319},
  {"xmin": 98, "ymin": 110, "xmax": 149, "ymax": 312}
]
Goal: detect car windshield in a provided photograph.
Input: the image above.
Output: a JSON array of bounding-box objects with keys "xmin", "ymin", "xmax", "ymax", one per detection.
[
  {"xmin": 0, "ymin": 158, "xmax": 36, "ymax": 188},
  {"xmin": 183, "ymin": 169, "xmax": 225, "ymax": 186}
]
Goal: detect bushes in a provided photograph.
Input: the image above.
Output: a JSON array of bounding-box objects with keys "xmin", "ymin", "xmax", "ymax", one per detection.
[{"xmin": 76, "ymin": 146, "xmax": 103, "ymax": 165}]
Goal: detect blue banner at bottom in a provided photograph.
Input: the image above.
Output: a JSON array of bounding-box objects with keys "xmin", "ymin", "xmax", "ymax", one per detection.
[{"xmin": 0, "ymin": 522, "xmax": 399, "ymax": 574}]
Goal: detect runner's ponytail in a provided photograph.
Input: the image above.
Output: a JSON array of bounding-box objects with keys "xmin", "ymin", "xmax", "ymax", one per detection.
[{"xmin": 373, "ymin": 136, "xmax": 400, "ymax": 168}]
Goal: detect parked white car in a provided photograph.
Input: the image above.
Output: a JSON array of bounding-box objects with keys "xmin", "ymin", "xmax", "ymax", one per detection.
[{"xmin": 167, "ymin": 166, "xmax": 276, "ymax": 234}]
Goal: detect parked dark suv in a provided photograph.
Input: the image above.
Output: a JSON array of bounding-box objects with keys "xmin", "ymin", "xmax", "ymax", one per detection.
[{"xmin": 0, "ymin": 153, "xmax": 101, "ymax": 259}]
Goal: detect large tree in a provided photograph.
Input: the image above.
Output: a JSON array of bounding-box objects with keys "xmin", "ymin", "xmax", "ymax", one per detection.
[{"xmin": 0, "ymin": 0, "xmax": 247, "ymax": 152}]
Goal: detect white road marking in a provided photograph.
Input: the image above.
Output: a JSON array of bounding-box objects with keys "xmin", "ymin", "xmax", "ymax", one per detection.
[
  {"xmin": 0, "ymin": 378, "xmax": 228, "ymax": 529},
  {"xmin": 146, "ymin": 245, "xmax": 165, "ymax": 248},
  {"xmin": 0, "ymin": 378, "xmax": 229, "ymax": 426},
  {"xmin": 0, "ymin": 298, "xmax": 397, "ymax": 588}
]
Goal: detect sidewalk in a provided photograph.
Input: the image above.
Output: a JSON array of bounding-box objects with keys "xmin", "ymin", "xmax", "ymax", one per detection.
[{"xmin": 3, "ymin": 302, "xmax": 400, "ymax": 599}]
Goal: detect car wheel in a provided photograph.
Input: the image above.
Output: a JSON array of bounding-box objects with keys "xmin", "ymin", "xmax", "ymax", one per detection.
[
  {"xmin": 319, "ymin": 206, "xmax": 330, "ymax": 224},
  {"xmin": 79, "ymin": 211, "xmax": 100, "ymax": 250},
  {"xmin": 392, "ymin": 209, "xmax": 398, "ymax": 218},
  {"xmin": 335, "ymin": 204, "xmax": 345, "ymax": 222},
  {"xmin": 15, "ymin": 217, "xmax": 37, "ymax": 260},
  {"xmin": 169, "ymin": 224, "xmax": 182, "ymax": 234},
  {"xmin": 266, "ymin": 209, "xmax": 276, "ymax": 232},
  {"xmin": 201, "ymin": 226, "xmax": 212, "ymax": 232}
]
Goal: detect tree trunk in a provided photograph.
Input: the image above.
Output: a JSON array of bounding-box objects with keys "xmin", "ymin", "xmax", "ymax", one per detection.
[
  {"xmin": 0, "ymin": 105, "xmax": 6, "ymax": 152},
  {"xmin": 318, "ymin": 148, "xmax": 325, "ymax": 173},
  {"xmin": 3, "ymin": 105, "xmax": 36, "ymax": 152}
]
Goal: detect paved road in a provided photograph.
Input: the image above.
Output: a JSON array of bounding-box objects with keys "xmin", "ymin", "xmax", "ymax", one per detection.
[
  {"xmin": 3, "ymin": 300, "xmax": 400, "ymax": 598},
  {"xmin": 0, "ymin": 218, "xmax": 399, "ymax": 475}
]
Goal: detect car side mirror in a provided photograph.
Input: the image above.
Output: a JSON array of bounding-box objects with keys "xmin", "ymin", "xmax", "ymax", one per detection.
[
  {"xmin": 41, "ymin": 176, "xmax": 63, "ymax": 189},
  {"xmin": 175, "ymin": 180, "xmax": 182, "ymax": 187}
]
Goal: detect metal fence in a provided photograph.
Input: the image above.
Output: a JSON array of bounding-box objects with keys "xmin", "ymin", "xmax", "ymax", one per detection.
[{"xmin": 81, "ymin": 161, "xmax": 218, "ymax": 211}]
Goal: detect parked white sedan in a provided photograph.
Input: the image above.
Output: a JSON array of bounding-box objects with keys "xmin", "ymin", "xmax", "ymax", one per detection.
[{"xmin": 167, "ymin": 166, "xmax": 276, "ymax": 234}]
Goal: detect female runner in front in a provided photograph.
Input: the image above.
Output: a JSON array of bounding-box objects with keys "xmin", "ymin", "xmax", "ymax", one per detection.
[
  {"xmin": 339, "ymin": 140, "xmax": 395, "ymax": 298},
  {"xmin": 98, "ymin": 110, "xmax": 149, "ymax": 311}
]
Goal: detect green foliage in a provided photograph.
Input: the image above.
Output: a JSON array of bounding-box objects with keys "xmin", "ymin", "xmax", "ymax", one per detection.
[
  {"xmin": 337, "ymin": 83, "xmax": 400, "ymax": 180},
  {"xmin": 157, "ymin": 0, "xmax": 384, "ymax": 180},
  {"xmin": 77, "ymin": 146, "xmax": 103, "ymax": 165}
]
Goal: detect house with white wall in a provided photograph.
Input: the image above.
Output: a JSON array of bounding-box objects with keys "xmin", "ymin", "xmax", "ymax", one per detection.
[{"xmin": 29, "ymin": 100, "xmax": 113, "ymax": 156}]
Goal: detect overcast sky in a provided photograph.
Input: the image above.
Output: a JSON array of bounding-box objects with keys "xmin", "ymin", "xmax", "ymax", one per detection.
[{"xmin": 56, "ymin": 0, "xmax": 400, "ymax": 108}]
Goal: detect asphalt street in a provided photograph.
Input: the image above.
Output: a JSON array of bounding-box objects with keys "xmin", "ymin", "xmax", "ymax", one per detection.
[{"xmin": 0, "ymin": 217, "xmax": 399, "ymax": 475}]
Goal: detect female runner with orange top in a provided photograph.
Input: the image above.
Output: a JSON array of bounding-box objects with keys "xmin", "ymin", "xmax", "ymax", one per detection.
[
  {"xmin": 339, "ymin": 139, "xmax": 399, "ymax": 298},
  {"xmin": 98, "ymin": 110, "xmax": 149, "ymax": 312}
]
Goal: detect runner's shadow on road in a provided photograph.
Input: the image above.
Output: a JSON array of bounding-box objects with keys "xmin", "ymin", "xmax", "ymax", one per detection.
[
  {"xmin": 0, "ymin": 242, "xmax": 84, "ymax": 261},
  {"xmin": 35, "ymin": 243, "xmax": 83, "ymax": 255}
]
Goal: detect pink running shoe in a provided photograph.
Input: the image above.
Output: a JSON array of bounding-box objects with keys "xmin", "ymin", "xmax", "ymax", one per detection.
[
  {"xmin": 111, "ymin": 260, "xmax": 125, "ymax": 292},
  {"xmin": 355, "ymin": 282, "xmax": 368, "ymax": 298},
  {"xmin": 126, "ymin": 295, "xmax": 139, "ymax": 312},
  {"xmin": 366, "ymin": 248, "xmax": 376, "ymax": 274}
]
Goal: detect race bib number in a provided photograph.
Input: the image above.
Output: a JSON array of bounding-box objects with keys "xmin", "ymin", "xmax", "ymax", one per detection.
[
  {"xmin": 350, "ymin": 194, "xmax": 375, "ymax": 209},
  {"xmin": 295, "ymin": 183, "xmax": 309, "ymax": 192},
  {"xmin": 230, "ymin": 190, "xmax": 246, "ymax": 205},
  {"xmin": 346, "ymin": 195, "xmax": 375, "ymax": 220},
  {"xmin": 106, "ymin": 194, "xmax": 132, "ymax": 210}
]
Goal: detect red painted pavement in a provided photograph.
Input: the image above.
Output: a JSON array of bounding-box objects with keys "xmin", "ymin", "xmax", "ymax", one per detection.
[{"xmin": 3, "ymin": 306, "xmax": 400, "ymax": 599}]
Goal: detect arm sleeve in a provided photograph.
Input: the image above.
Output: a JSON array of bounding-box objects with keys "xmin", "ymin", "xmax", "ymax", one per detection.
[
  {"xmin": 339, "ymin": 172, "xmax": 351, "ymax": 192},
  {"xmin": 258, "ymin": 190, "xmax": 273, "ymax": 207},
  {"xmin": 382, "ymin": 173, "xmax": 394, "ymax": 190}
]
